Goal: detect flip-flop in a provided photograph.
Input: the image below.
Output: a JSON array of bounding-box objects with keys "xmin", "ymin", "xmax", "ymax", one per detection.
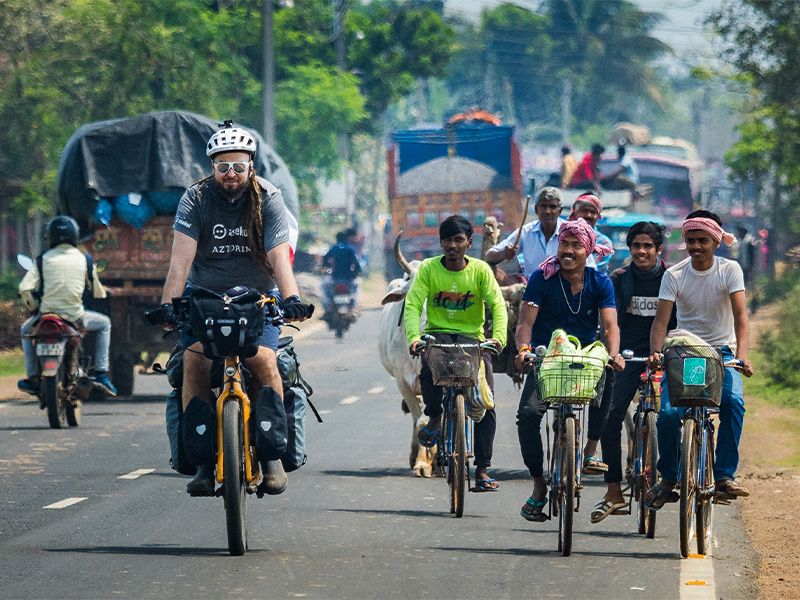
[
  {"xmin": 590, "ymin": 499, "xmax": 629, "ymax": 523},
  {"xmin": 473, "ymin": 478, "xmax": 500, "ymax": 492},
  {"xmin": 582, "ymin": 455, "xmax": 608, "ymax": 474},
  {"xmin": 520, "ymin": 498, "xmax": 548, "ymax": 522},
  {"xmin": 644, "ymin": 482, "xmax": 679, "ymax": 511},
  {"xmin": 417, "ymin": 423, "xmax": 439, "ymax": 448}
]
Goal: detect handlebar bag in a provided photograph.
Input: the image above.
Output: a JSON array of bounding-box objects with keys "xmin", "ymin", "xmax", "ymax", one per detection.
[{"xmin": 189, "ymin": 288, "xmax": 264, "ymax": 359}]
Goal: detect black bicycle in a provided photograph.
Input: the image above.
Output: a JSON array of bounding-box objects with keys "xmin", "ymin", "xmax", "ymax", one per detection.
[{"xmin": 417, "ymin": 333, "xmax": 497, "ymax": 518}]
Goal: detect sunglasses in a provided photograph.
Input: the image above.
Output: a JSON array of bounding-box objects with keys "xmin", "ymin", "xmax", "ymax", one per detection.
[{"xmin": 213, "ymin": 161, "xmax": 250, "ymax": 175}]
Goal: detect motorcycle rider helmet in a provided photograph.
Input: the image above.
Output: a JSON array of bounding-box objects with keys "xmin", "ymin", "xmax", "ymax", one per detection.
[
  {"xmin": 206, "ymin": 120, "xmax": 256, "ymax": 157},
  {"xmin": 46, "ymin": 215, "xmax": 80, "ymax": 248}
]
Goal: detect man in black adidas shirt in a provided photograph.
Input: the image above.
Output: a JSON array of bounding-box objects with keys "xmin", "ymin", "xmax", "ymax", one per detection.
[{"xmin": 590, "ymin": 222, "xmax": 676, "ymax": 523}]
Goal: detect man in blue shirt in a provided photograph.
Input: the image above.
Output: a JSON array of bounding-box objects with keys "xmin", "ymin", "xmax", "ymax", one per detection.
[
  {"xmin": 513, "ymin": 219, "xmax": 625, "ymax": 522},
  {"xmin": 322, "ymin": 229, "xmax": 361, "ymax": 309},
  {"xmin": 484, "ymin": 187, "xmax": 566, "ymax": 279}
]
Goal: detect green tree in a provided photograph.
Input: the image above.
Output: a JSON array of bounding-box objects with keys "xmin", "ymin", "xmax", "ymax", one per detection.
[
  {"xmin": 546, "ymin": 0, "xmax": 670, "ymax": 125},
  {"xmin": 709, "ymin": 0, "xmax": 800, "ymax": 258}
]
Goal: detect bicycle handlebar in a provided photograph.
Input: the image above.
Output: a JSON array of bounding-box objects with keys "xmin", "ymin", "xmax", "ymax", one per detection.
[{"xmin": 415, "ymin": 334, "xmax": 500, "ymax": 356}]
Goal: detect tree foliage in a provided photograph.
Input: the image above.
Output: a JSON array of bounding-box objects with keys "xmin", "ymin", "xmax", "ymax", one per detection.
[
  {"xmin": 709, "ymin": 0, "xmax": 800, "ymax": 249},
  {"xmin": 442, "ymin": 1, "xmax": 670, "ymax": 138},
  {"xmin": 0, "ymin": 0, "xmax": 456, "ymax": 211}
]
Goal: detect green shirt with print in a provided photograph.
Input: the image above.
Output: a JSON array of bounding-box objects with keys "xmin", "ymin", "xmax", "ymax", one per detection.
[{"xmin": 404, "ymin": 256, "xmax": 508, "ymax": 348}]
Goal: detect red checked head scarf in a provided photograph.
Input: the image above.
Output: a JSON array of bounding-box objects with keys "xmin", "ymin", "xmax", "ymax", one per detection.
[
  {"xmin": 539, "ymin": 218, "xmax": 613, "ymax": 278},
  {"xmin": 568, "ymin": 194, "xmax": 602, "ymax": 221},
  {"xmin": 681, "ymin": 217, "xmax": 736, "ymax": 246}
]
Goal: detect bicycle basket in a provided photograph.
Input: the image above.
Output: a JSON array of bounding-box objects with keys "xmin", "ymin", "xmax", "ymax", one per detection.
[
  {"xmin": 426, "ymin": 333, "xmax": 481, "ymax": 387},
  {"xmin": 189, "ymin": 288, "xmax": 265, "ymax": 359},
  {"xmin": 664, "ymin": 344, "xmax": 724, "ymax": 407},
  {"xmin": 532, "ymin": 354, "xmax": 607, "ymax": 405}
]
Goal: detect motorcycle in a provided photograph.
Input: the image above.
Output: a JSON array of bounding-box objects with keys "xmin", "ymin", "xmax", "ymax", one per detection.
[
  {"xmin": 17, "ymin": 254, "xmax": 96, "ymax": 428},
  {"xmin": 321, "ymin": 279, "xmax": 358, "ymax": 339},
  {"xmin": 28, "ymin": 314, "xmax": 94, "ymax": 428}
]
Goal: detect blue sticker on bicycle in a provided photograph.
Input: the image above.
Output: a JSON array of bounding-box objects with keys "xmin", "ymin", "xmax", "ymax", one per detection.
[{"xmin": 683, "ymin": 358, "xmax": 707, "ymax": 385}]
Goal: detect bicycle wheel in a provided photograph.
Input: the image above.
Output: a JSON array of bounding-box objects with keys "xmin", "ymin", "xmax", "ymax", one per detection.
[
  {"xmin": 641, "ymin": 411, "xmax": 658, "ymax": 538},
  {"xmin": 695, "ymin": 425, "xmax": 715, "ymax": 555},
  {"xmin": 223, "ymin": 400, "xmax": 247, "ymax": 556},
  {"xmin": 558, "ymin": 416, "xmax": 576, "ymax": 557},
  {"xmin": 679, "ymin": 418, "xmax": 698, "ymax": 558},
  {"xmin": 451, "ymin": 393, "xmax": 467, "ymax": 518}
]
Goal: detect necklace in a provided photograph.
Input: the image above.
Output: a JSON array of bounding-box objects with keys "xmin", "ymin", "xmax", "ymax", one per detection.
[{"xmin": 559, "ymin": 272, "xmax": 585, "ymax": 315}]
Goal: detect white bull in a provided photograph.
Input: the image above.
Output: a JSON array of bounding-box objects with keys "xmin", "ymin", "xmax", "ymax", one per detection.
[{"xmin": 377, "ymin": 235, "xmax": 436, "ymax": 477}]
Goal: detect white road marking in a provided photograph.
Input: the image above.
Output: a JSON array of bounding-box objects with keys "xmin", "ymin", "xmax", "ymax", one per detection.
[
  {"xmin": 340, "ymin": 396, "xmax": 359, "ymax": 405},
  {"xmin": 118, "ymin": 468, "xmax": 155, "ymax": 480},
  {"xmin": 44, "ymin": 497, "xmax": 87, "ymax": 509},
  {"xmin": 368, "ymin": 386, "xmax": 385, "ymax": 394},
  {"xmin": 680, "ymin": 543, "xmax": 716, "ymax": 600}
]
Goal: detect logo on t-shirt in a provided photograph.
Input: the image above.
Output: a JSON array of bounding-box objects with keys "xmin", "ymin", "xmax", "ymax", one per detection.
[
  {"xmin": 432, "ymin": 290, "xmax": 475, "ymax": 311},
  {"xmin": 213, "ymin": 224, "xmax": 248, "ymax": 240},
  {"xmin": 627, "ymin": 295, "xmax": 659, "ymax": 317}
]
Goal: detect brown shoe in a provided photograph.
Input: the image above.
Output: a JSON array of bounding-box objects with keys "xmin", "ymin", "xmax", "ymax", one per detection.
[
  {"xmin": 716, "ymin": 479, "xmax": 750, "ymax": 497},
  {"xmin": 258, "ymin": 459, "xmax": 288, "ymax": 496}
]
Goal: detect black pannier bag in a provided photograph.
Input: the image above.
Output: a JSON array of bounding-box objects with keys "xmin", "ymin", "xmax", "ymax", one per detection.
[{"xmin": 189, "ymin": 287, "xmax": 265, "ymax": 359}]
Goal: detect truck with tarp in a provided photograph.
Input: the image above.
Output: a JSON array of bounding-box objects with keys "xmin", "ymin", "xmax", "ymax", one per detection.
[
  {"xmin": 385, "ymin": 111, "xmax": 524, "ymax": 280},
  {"xmin": 57, "ymin": 110, "xmax": 298, "ymax": 395}
]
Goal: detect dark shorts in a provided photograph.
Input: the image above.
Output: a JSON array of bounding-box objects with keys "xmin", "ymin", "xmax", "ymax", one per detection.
[{"xmin": 180, "ymin": 288, "xmax": 281, "ymax": 353}]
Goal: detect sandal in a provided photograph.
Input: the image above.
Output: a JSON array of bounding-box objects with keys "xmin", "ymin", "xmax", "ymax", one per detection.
[
  {"xmin": 590, "ymin": 499, "xmax": 629, "ymax": 523},
  {"xmin": 716, "ymin": 479, "xmax": 750, "ymax": 498},
  {"xmin": 520, "ymin": 497, "xmax": 548, "ymax": 522},
  {"xmin": 417, "ymin": 423, "xmax": 439, "ymax": 448},
  {"xmin": 582, "ymin": 456, "xmax": 608, "ymax": 474},
  {"xmin": 643, "ymin": 482, "xmax": 679, "ymax": 511},
  {"xmin": 473, "ymin": 478, "xmax": 500, "ymax": 492}
]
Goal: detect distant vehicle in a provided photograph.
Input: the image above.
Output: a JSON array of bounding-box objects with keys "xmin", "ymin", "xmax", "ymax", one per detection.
[{"xmin": 385, "ymin": 110, "xmax": 524, "ymax": 280}]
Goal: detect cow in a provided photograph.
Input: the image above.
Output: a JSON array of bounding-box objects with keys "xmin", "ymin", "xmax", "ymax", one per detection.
[{"xmin": 377, "ymin": 235, "xmax": 437, "ymax": 477}]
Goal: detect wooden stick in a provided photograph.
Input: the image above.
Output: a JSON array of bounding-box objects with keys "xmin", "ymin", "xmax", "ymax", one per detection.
[{"xmin": 512, "ymin": 194, "xmax": 531, "ymax": 248}]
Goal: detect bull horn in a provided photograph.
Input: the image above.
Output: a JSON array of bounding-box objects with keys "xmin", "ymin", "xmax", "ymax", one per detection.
[{"xmin": 394, "ymin": 232, "xmax": 411, "ymax": 274}]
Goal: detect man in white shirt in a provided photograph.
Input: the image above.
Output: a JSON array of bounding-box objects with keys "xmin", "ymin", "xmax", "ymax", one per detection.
[
  {"xmin": 645, "ymin": 210, "xmax": 753, "ymax": 509},
  {"xmin": 483, "ymin": 187, "xmax": 565, "ymax": 279},
  {"xmin": 18, "ymin": 216, "xmax": 116, "ymax": 396}
]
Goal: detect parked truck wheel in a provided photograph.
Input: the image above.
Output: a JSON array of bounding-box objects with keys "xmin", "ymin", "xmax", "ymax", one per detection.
[{"xmin": 112, "ymin": 352, "xmax": 136, "ymax": 396}]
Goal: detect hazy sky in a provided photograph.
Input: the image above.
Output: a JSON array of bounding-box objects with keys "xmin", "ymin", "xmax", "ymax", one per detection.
[{"xmin": 444, "ymin": 0, "xmax": 724, "ymax": 63}]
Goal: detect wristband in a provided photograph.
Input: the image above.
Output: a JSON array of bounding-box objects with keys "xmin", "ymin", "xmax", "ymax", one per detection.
[{"xmin": 518, "ymin": 346, "xmax": 532, "ymax": 355}]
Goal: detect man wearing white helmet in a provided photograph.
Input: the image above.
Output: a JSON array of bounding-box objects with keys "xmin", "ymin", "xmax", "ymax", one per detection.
[{"xmin": 152, "ymin": 120, "xmax": 313, "ymax": 496}]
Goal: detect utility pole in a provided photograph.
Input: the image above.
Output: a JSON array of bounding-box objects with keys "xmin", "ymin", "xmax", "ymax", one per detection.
[
  {"xmin": 333, "ymin": 0, "xmax": 348, "ymax": 163},
  {"xmin": 561, "ymin": 77, "xmax": 572, "ymax": 144},
  {"xmin": 262, "ymin": 0, "xmax": 275, "ymax": 147}
]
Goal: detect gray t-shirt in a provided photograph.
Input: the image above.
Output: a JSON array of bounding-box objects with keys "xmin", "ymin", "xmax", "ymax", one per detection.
[
  {"xmin": 174, "ymin": 176, "xmax": 289, "ymax": 293},
  {"xmin": 658, "ymin": 256, "xmax": 745, "ymax": 352}
]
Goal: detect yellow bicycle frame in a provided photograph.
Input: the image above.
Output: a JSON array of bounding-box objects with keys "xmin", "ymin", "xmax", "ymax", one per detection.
[
  {"xmin": 214, "ymin": 356, "xmax": 260, "ymax": 485},
  {"xmin": 213, "ymin": 295, "xmax": 276, "ymax": 485}
]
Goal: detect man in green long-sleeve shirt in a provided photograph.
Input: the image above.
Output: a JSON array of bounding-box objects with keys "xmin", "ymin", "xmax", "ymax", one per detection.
[{"xmin": 405, "ymin": 215, "xmax": 507, "ymax": 491}]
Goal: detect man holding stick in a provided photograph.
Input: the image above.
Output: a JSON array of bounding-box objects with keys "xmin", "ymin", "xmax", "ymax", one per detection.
[{"xmin": 484, "ymin": 187, "xmax": 565, "ymax": 280}]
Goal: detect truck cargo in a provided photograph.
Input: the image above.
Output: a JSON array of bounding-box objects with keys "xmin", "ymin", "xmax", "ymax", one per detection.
[
  {"xmin": 385, "ymin": 111, "xmax": 524, "ymax": 280},
  {"xmin": 57, "ymin": 110, "xmax": 298, "ymax": 395}
]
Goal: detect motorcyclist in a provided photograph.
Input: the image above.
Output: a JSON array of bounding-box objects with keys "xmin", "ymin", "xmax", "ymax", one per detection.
[
  {"xmin": 18, "ymin": 215, "xmax": 117, "ymax": 397},
  {"xmin": 321, "ymin": 229, "xmax": 361, "ymax": 310},
  {"xmin": 150, "ymin": 121, "xmax": 314, "ymax": 496}
]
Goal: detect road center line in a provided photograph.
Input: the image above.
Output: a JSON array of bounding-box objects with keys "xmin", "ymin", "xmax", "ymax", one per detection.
[
  {"xmin": 367, "ymin": 386, "xmax": 385, "ymax": 394},
  {"xmin": 340, "ymin": 396, "xmax": 359, "ymax": 405},
  {"xmin": 43, "ymin": 497, "xmax": 87, "ymax": 509},
  {"xmin": 118, "ymin": 468, "xmax": 155, "ymax": 480}
]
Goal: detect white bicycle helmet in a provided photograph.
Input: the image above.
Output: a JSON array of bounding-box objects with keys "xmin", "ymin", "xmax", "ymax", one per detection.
[{"xmin": 206, "ymin": 120, "xmax": 257, "ymax": 157}]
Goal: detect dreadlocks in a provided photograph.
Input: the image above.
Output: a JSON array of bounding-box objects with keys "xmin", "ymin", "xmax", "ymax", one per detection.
[{"xmin": 244, "ymin": 177, "xmax": 272, "ymax": 275}]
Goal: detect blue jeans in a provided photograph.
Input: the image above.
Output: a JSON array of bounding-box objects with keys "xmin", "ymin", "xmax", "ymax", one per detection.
[{"xmin": 656, "ymin": 347, "xmax": 745, "ymax": 483}]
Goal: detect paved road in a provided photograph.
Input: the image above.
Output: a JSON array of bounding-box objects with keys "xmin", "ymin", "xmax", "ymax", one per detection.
[{"xmin": 0, "ymin": 308, "xmax": 757, "ymax": 599}]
